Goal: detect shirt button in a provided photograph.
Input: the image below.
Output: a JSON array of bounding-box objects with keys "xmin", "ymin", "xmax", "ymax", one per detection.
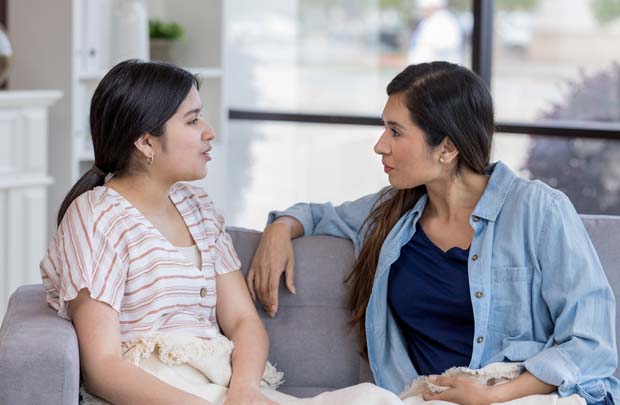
[
  {"xmin": 472, "ymin": 254, "xmax": 479, "ymax": 261},
  {"xmin": 477, "ymin": 336, "xmax": 484, "ymax": 344},
  {"xmin": 200, "ymin": 287, "xmax": 208, "ymax": 298},
  {"xmin": 475, "ymin": 291, "xmax": 484, "ymax": 299},
  {"xmin": 473, "ymin": 216, "xmax": 480, "ymax": 222}
]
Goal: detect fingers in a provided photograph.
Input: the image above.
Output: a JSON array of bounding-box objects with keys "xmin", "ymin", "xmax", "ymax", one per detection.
[
  {"xmin": 267, "ymin": 272, "xmax": 280, "ymax": 317},
  {"xmin": 423, "ymin": 387, "xmax": 463, "ymax": 404},
  {"xmin": 428, "ymin": 374, "xmax": 458, "ymax": 388},
  {"xmin": 422, "ymin": 390, "xmax": 446, "ymax": 402},
  {"xmin": 285, "ymin": 257, "xmax": 296, "ymax": 295},
  {"xmin": 246, "ymin": 268, "xmax": 256, "ymax": 301}
]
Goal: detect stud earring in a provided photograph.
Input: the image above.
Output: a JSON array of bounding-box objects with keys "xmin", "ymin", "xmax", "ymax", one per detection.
[
  {"xmin": 146, "ymin": 154, "xmax": 154, "ymax": 165},
  {"xmin": 439, "ymin": 157, "xmax": 445, "ymax": 163}
]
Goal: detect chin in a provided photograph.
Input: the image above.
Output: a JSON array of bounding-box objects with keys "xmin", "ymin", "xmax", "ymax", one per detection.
[{"xmin": 389, "ymin": 177, "xmax": 421, "ymax": 190}]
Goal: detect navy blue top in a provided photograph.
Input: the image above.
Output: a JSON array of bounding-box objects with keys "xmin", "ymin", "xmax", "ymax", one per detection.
[{"xmin": 387, "ymin": 222, "xmax": 474, "ymax": 375}]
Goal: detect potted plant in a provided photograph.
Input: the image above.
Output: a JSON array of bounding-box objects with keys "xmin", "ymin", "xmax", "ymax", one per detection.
[{"xmin": 149, "ymin": 20, "xmax": 184, "ymax": 63}]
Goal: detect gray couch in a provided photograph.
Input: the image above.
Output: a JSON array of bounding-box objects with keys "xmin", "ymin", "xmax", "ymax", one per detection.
[{"xmin": 1, "ymin": 217, "xmax": 620, "ymax": 404}]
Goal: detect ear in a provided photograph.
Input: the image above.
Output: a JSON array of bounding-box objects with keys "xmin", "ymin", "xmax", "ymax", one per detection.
[
  {"xmin": 134, "ymin": 133, "xmax": 155, "ymax": 159},
  {"xmin": 439, "ymin": 137, "xmax": 459, "ymax": 164}
]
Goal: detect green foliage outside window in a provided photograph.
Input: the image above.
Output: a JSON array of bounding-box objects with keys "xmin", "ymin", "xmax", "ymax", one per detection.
[{"xmin": 591, "ymin": 0, "xmax": 620, "ymax": 24}]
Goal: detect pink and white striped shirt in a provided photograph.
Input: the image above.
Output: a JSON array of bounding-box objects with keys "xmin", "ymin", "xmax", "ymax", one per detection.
[{"xmin": 40, "ymin": 182, "xmax": 241, "ymax": 341}]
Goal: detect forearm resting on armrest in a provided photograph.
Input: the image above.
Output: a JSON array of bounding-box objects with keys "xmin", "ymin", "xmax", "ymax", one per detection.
[{"xmin": 271, "ymin": 215, "xmax": 304, "ymax": 239}]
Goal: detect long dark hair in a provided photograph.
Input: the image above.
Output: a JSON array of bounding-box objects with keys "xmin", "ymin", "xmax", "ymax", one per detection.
[
  {"xmin": 57, "ymin": 59, "xmax": 199, "ymax": 226},
  {"xmin": 346, "ymin": 62, "xmax": 494, "ymax": 357}
]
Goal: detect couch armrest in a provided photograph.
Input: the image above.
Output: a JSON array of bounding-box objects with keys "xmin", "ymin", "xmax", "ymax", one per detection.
[{"xmin": 0, "ymin": 284, "xmax": 79, "ymax": 405}]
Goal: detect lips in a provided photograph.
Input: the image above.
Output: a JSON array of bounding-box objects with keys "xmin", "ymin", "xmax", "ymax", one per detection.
[
  {"xmin": 202, "ymin": 147, "xmax": 212, "ymax": 161},
  {"xmin": 383, "ymin": 161, "xmax": 394, "ymax": 173}
]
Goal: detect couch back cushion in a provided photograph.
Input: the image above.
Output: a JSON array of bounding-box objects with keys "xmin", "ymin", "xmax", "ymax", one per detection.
[
  {"xmin": 227, "ymin": 228, "xmax": 369, "ymax": 397},
  {"xmin": 228, "ymin": 215, "xmax": 620, "ymax": 395},
  {"xmin": 580, "ymin": 215, "xmax": 620, "ymax": 377}
]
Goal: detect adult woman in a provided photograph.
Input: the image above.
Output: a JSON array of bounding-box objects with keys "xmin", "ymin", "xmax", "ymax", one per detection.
[
  {"xmin": 249, "ymin": 62, "xmax": 619, "ymax": 405},
  {"xmin": 40, "ymin": 60, "xmax": 281, "ymax": 404}
]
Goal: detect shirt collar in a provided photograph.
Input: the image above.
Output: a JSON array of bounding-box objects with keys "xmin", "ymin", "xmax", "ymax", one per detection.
[{"xmin": 471, "ymin": 161, "xmax": 517, "ymax": 222}]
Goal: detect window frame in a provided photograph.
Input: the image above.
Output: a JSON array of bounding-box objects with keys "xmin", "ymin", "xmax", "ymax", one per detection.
[{"xmin": 228, "ymin": 0, "xmax": 620, "ymax": 141}]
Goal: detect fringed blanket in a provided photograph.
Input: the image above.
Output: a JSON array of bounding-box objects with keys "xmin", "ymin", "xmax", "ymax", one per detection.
[{"xmin": 80, "ymin": 334, "xmax": 586, "ymax": 405}]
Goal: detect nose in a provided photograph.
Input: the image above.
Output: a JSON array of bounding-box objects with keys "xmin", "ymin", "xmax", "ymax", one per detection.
[
  {"xmin": 374, "ymin": 129, "xmax": 390, "ymax": 156},
  {"xmin": 202, "ymin": 121, "xmax": 216, "ymax": 141}
]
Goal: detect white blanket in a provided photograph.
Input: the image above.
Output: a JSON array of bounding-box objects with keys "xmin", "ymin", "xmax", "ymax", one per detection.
[{"xmin": 81, "ymin": 334, "xmax": 586, "ymax": 405}]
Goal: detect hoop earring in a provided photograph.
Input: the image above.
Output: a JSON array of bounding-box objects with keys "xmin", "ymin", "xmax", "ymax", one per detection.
[{"xmin": 146, "ymin": 154, "xmax": 154, "ymax": 165}]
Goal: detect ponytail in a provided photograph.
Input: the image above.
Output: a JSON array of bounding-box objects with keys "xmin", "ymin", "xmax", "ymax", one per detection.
[{"xmin": 56, "ymin": 165, "xmax": 107, "ymax": 226}]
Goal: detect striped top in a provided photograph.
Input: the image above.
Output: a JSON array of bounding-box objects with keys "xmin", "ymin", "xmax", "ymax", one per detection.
[{"xmin": 40, "ymin": 182, "xmax": 241, "ymax": 341}]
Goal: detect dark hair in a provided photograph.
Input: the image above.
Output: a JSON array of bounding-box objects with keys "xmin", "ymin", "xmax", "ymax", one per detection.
[
  {"xmin": 57, "ymin": 59, "xmax": 200, "ymax": 226},
  {"xmin": 346, "ymin": 61, "xmax": 494, "ymax": 357}
]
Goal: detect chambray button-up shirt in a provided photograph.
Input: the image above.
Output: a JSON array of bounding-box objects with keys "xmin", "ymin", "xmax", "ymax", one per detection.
[{"xmin": 269, "ymin": 161, "xmax": 619, "ymax": 402}]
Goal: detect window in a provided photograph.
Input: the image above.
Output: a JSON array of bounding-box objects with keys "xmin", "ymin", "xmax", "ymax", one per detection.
[
  {"xmin": 227, "ymin": 0, "xmax": 472, "ymax": 116},
  {"xmin": 226, "ymin": 121, "xmax": 386, "ymax": 228},
  {"xmin": 225, "ymin": 0, "xmax": 620, "ymax": 227}
]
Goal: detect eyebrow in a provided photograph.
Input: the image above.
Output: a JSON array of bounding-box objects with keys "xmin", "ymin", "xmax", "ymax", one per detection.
[
  {"xmin": 384, "ymin": 119, "xmax": 405, "ymax": 130},
  {"xmin": 184, "ymin": 107, "xmax": 203, "ymax": 117}
]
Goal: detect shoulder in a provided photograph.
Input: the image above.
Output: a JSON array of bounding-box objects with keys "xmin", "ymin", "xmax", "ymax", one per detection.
[
  {"xmin": 509, "ymin": 176, "xmax": 570, "ymax": 209},
  {"xmin": 502, "ymin": 176, "xmax": 577, "ymax": 232},
  {"xmin": 59, "ymin": 186, "xmax": 124, "ymax": 234}
]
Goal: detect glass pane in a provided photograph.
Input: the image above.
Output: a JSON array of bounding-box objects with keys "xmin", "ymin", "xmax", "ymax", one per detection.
[
  {"xmin": 493, "ymin": 0, "xmax": 620, "ymax": 124},
  {"xmin": 492, "ymin": 133, "xmax": 620, "ymax": 215},
  {"xmin": 225, "ymin": 121, "xmax": 388, "ymax": 229},
  {"xmin": 226, "ymin": 0, "xmax": 473, "ymax": 116}
]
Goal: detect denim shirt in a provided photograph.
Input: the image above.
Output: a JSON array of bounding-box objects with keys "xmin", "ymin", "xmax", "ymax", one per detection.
[{"xmin": 268, "ymin": 161, "xmax": 619, "ymax": 402}]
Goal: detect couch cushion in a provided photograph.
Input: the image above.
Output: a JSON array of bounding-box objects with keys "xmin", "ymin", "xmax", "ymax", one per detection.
[
  {"xmin": 227, "ymin": 227, "xmax": 372, "ymax": 395},
  {"xmin": 581, "ymin": 215, "xmax": 620, "ymax": 377}
]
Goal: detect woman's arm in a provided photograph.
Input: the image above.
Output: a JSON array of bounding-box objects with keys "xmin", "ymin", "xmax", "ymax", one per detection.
[
  {"xmin": 70, "ymin": 289, "xmax": 209, "ymax": 405},
  {"xmin": 250, "ymin": 189, "xmax": 389, "ymax": 316},
  {"xmin": 523, "ymin": 193, "xmax": 617, "ymax": 398},
  {"xmin": 266, "ymin": 190, "xmax": 385, "ymax": 241},
  {"xmin": 216, "ymin": 271, "xmax": 276, "ymax": 405},
  {"xmin": 423, "ymin": 371, "xmax": 556, "ymax": 405},
  {"xmin": 247, "ymin": 216, "xmax": 301, "ymax": 317}
]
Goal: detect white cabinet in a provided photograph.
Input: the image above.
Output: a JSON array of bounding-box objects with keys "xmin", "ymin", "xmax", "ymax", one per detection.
[
  {"xmin": 0, "ymin": 91, "xmax": 61, "ymax": 320},
  {"xmin": 8, "ymin": 0, "xmax": 229, "ymax": 242}
]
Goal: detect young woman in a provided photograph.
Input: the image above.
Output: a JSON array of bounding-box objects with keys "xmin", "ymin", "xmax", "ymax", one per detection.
[
  {"xmin": 249, "ymin": 62, "xmax": 619, "ymax": 405},
  {"xmin": 40, "ymin": 60, "xmax": 284, "ymax": 405}
]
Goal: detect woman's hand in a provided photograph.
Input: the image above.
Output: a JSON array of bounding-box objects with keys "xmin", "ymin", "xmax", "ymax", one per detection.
[
  {"xmin": 224, "ymin": 385, "xmax": 278, "ymax": 405},
  {"xmin": 423, "ymin": 371, "xmax": 557, "ymax": 405},
  {"xmin": 422, "ymin": 375, "xmax": 497, "ymax": 405},
  {"xmin": 247, "ymin": 218, "xmax": 300, "ymax": 317}
]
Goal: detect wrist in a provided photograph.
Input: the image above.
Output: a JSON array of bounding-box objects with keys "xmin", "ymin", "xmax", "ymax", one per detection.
[
  {"xmin": 486, "ymin": 383, "xmax": 510, "ymax": 404},
  {"xmin": 229, "ymin": 378, "xmax": 260, "ymax": 391},
  {"xmin": 272, "ymin": 217, "xmax": 298, "ymax": 238}
]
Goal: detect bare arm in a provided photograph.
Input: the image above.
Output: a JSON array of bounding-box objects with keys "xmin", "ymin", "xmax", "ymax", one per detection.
[
  {"xmin": 271, "ymin": 215, "xmax": 305, "ymax": 239},
  {"xmin": 490, "ymin": 371, "xmax": 557, "ymax": 402},
  {"xmin": 247, "ymin": 216, "xmax": 304, "ymax": 317},
  {"xmin": 69, "ymin": 289, "xmax": 209, "ymax": 405},
  {"xmin": 216, "ymin": 271, "xmax": 276, "ymax": 405},
  {"xmin": 423, "ymin": 371, "xmax": 557, "ymax": 405}
]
